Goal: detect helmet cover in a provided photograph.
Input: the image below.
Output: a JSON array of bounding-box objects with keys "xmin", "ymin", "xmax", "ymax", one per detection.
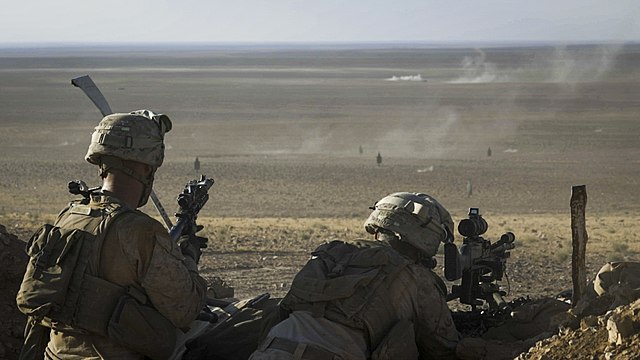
[
  {"xmin": 85, "ymin": 109, "xmax": 172, "ymax": 168},
  {"xmin": 364, "ymin": 192, "xmax": 453, "ymax": 257}
]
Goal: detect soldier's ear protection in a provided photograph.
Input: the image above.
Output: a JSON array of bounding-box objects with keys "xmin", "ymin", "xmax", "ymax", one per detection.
[{"xmin": 443, "ymin": 225, "xmax": 454, "ymax": 243}]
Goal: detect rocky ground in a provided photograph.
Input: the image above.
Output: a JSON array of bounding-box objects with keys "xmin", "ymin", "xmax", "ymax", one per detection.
[{"xmin": 518, "ymin": 298, "xmax": 640, "ymax": 359}]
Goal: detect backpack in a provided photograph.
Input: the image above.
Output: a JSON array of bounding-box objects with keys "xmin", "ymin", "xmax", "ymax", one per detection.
[
  {"xmin": 281, "ymin": 240, "xmax": 411, "ymax": 349},
  {"xmin": 16, "ymin": 198, "xmax": 180, "ymax": 360}
]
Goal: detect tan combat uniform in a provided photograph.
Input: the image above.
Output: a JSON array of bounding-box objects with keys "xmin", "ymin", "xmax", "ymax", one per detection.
[
  {"xmin": 250, "ymin": 241, "xmax": 460, "ymax": 360},
  {"xmin": 44, "ymin": 194, "xmax": 207, "ymax": 359}
]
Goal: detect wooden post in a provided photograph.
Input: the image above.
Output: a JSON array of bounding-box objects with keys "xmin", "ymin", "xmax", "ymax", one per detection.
[{"xmin": 570, "ymin": 185, "xmax": 588, "ymax": 307}]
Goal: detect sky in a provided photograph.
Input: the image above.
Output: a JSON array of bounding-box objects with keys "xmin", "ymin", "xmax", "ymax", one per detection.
[{"xmin": 1, "ymin": 0, "xmax": 639, "ymax": 45}]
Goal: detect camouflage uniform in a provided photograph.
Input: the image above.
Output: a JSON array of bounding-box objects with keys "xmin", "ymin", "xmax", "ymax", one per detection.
[
  {"xmin": 44, "ymin": 194, "xmax": 207, "ymax": 359},
  {"xmin": 250, "ymin": 241, "xmax": 460, "ymax": 360},
  {"xmin": 250, "ymin": 192, "xmax": 461, "ymax": 360},
  {"xmin": 17, "ymin": 110, "xmax": 207, "ymax": 360}
]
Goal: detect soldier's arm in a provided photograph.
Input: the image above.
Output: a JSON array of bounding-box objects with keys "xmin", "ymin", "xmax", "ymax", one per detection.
[
  {"xmin": 120, "ymin": 216, "xmax": 207, "ymax": 328},
  {"xmin": 414, "ymin": 268, "xmax": 460, "ymax": 359},
  {"xmin": 412, "ymin": 269, "xmax": 520, "ymax": 360}
]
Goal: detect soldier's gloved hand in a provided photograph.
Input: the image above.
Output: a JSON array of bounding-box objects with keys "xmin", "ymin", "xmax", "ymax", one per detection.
[
  {"xmin": 181, "ymin": 224, "xmax": 204, "ymax": 236},
  {"xmin": 178, "ymin": 234, "xmax": 208, "ymax": 265}
]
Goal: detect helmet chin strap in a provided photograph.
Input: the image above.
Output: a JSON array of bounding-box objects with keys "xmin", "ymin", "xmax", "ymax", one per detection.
[
  {"xmin": 136, "ymin": 169, "xmax": 156, "ymax": 207},
  {"xmin": 99, "ymin": 156, "xmax": 156, "ymax": 207}
]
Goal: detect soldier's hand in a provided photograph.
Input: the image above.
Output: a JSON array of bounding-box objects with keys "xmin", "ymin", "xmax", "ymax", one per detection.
[
  {"xmin": 179, "ymin": 234, "xmax": 208, "ymax": 264},
  {"xmin": 182, "ymin": 224, "xmax": 204, "ymax": 237}
]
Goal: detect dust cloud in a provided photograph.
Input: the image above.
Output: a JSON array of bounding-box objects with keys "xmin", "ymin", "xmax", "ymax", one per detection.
[
  {"xmin": 449, "ymin": 48, "xmax": 508, "ymax": 84},
  {"xmin": 446, "ymin": 43, "xmax": 624, "ymax": 85},
  {"xmin": 545, "ymin": 43, "xmax": 624, "ymax": 83},
  {"xmin": 378, "ymin": 107, "xmax": 459, "ymax": 159}
]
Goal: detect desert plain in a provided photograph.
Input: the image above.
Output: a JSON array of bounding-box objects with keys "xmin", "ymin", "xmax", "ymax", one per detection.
[{"xmin": 0, "ymin": 42, "xmax": 639, "ymax": 305}]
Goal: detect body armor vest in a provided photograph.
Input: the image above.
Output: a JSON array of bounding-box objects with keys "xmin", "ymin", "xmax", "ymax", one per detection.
[
  {"xmin": 16, "ymin": 197, "xmax": 130, "ymax": 335},
  {"xmin": 281, "ymin": 240, "xmax": 412, "ymax": 349}
]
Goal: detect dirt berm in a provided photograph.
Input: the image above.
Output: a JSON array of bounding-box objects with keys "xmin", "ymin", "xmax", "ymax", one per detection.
[
  {"xmin": 518, "ymin": 297, "xmax": 640, "ymax": 359},
  {"xmin": 0, "ymin": 225, "xmax": 28, "ymax": 360}
]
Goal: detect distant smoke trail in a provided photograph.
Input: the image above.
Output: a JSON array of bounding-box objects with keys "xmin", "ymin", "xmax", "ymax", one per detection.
[
  {"xmin": 546, "ymin": 43, "xmax": 624, "ymax": 83},
  {"xmin": 295, "ymin": 127, "xmax": 331, "ymax": 154},
  {"xmin": 449, "ymin": 48, "xmax": 507, "ymax": 84},
  {"xmin": 378, "ymin": 107, "xmax": 459, "ymax": 158}
]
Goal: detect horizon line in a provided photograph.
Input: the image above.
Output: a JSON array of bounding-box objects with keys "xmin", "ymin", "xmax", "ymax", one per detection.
[{"xmin": 1, "ymin": 39, "xmax": 637, "ymax": 50}]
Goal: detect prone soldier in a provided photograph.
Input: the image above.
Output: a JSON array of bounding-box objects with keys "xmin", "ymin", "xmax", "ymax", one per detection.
[{"xmin": 248, "ymin": 192, "xmax": 517, "ymax": 360}]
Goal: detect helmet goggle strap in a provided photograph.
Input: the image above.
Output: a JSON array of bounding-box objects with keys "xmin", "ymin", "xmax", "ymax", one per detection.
[
  {"xmin": 129, "ymin": 109, "xmax": 172, "ymax": 135},
  {"xmin": 374, "ymin": 196, "xmax": 447, "ymax": 239},
  {"xmin": 99, "ymin": 156, "xmax": 156, "ymax": 207}
]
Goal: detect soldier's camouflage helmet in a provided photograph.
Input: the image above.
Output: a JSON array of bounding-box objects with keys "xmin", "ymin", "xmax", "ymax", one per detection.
[
  {"xmin": 364, "ymin": 192, "xmax": 454, "ymax": 258},
  {"xmin": 85, "ymin": 110, "xmax": 172, "ymax": 168}
]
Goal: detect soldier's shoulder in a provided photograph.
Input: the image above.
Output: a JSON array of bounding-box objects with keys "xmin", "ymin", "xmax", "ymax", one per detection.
[
  {"xmin": 346, "ymin": 238, "xmax": 387, "ymax": 248},
  {"xmin": 114, "ymin": 209, "xmax": 167, "ymax": 235},
  {"xmin": 111, "ymin": 210, "xmax": 175, "ymax": 257},
  {"xmin": 312, "ymin": 239, "xmax": 383, "ymax": 253},
  {"xmin": 402, "ymin": 261, "xmax": 435, "ymax": 282}
]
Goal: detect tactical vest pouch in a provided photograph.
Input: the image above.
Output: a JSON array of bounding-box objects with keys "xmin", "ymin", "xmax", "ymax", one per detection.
[
  {"xmin": 370, "ymin": 320, "xmax": 418, "ymax": 360},
  {"xmin": 283, "ymin": 240, "xmax": 411, "ymax": 349},
  {"xmin": 73, "ymin": 274, "xmax": 125, "ymax": 336},
  {"xmin": 108, "ymin": 292, "xmax": 177, "ymax": 360},
  {"xmin": 16, "ymin": 223, "xmax": 96, "ymax": 322}
]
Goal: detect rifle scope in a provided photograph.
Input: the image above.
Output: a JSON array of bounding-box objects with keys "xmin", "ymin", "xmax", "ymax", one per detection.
[{"xmin": 458, "ymin": 207, "xmax": 488, "ymax": 237}]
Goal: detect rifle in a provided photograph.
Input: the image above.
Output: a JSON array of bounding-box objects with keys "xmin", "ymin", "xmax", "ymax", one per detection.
[
  {"xmin": 443, "ymin": 208, "xmax": 530, "ymax": 335},
  {"xmin": 444, "ymin": 207, "xmax": 516, "ymax": 311},
  {"xmin": 68, "ymin": 175, "xmax": 214, "ymax": 241},
  {"xmin": 168, "ymin": 175, "xmax": 214, "ymax": 241}
]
